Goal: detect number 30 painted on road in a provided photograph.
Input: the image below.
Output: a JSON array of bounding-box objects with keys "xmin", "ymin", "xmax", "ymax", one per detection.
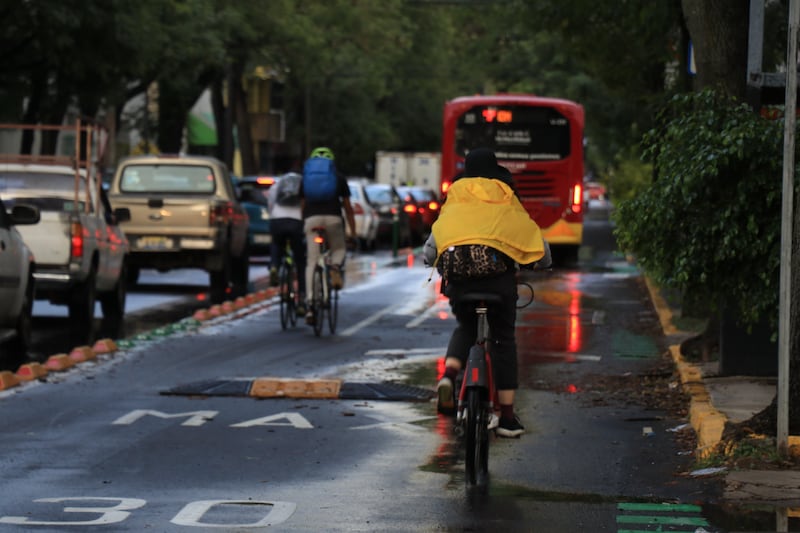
[{"xmin": 0, "ymin": 497, "xmax": 296, "ymax": 528}]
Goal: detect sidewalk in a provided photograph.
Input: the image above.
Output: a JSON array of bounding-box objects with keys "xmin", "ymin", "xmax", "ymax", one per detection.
[{"xmin": 644, "ymin": 278, "xmax": 800, "ymax": 506}]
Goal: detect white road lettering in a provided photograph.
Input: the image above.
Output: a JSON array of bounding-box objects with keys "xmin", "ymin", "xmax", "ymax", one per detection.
[
  {"xmin": 231, "ymin": 412, "xmax": 313, "ymax": 429},
  {"xmin": 112, "ymin": 409, "xmax": 218, "ymax": 427},
  {"xmin": 0, "ymin": 497, "xmax": 146, "ymax": 526},
  {"xmin": 171, "ymin": 500, "xmax": 296, "ymax": 528}
]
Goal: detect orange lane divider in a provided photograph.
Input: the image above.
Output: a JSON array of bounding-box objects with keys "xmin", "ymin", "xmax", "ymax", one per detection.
[
  {"xmin": 221, "ymin": 300, "xmax": 236, "ymax": 314},
  {"xmin": 15, "ymin": 362, "xmax": 48, "ymax": 382},
  {"xmin": 92, "ymin": 338, "xmax": 117, "ymax": 354},
  {"xmin": 249, "ymin": 378, "xmax": 342, "ymax": 399},
  {"xmin": 0, "ymin": 370, "xmax": 20, "ymax": 390},
  {"xmin": 193, "ymin": 308, "xmax": 211, "ymax": 321},
  {"xmin": 208, "ymin": 304, "xmax": 223, "ymax": 317},
  {"xmin": 45, "ymin": 354, "xmax": 76, "ymax": 371},
  {"xmin": 69, "ymin": 345, "xmax": 97, "ymax": 363}
]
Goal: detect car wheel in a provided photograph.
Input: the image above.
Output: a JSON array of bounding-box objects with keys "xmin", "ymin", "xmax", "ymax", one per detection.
[
  {"xmin": 8, "ymin": 272, "xmax": 34, "ymax": 357},
  {"xmin": 231, "ymin": 247, "xmax": 250, "ymax": 297},
  {"xmin": 100, "ymin": 259, "xmax": 128, "ymax": 321},
  {"xmin": 209, "ymin": 252, "xmax": 232, "ymax": 304},
  {"xmin": 68, "ymin": 265, "xmax": 97, "ymax": 344}
]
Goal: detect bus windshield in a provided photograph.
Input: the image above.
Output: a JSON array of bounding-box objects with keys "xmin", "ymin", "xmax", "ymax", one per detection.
[{"xmin": 455, "ymin": 105, "xmax": 571, "ymax": 161}]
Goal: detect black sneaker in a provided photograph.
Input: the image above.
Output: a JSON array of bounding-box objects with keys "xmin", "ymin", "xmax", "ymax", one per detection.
[
  {"xmin": 496, "ymin": 415, "xmax": 525, "ymax": 438},
  {"xmin": 436, "ymin": 376, "xmax": 455, "ymax": 415}
]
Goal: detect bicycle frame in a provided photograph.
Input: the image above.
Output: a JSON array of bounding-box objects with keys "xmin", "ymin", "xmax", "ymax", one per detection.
[{"xmin": 456, "ymin": 304, "xmax": 497, "ymax": 422}]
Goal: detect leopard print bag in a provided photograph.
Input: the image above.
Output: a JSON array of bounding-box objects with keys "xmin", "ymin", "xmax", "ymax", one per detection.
[{"xmin": 436, "ymin": 244, "xmax": 510, "ymax": 282}]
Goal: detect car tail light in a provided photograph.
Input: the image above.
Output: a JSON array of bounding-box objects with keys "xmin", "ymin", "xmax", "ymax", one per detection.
[
  {"xmin": 571, "ymin": 184, "xmax": 582, "ymax": 214},
  {"xmin": 352, "ymin": 203, "xmax": 364, "ymax": 215},
  {"xmin": 256, "ymin": 176, "xmax": 275, "ymax": 186},
  {"xmin": 70, "ymin": 221, "xmax": 84, "ymax": 259},
  {"xmin": 403, "ymin": 204, "xmax": 417, "ymax": 214},
  {"xmin": 210, "ymin": 203, "xmax": 233, "ymax": 225},
  {"xmin": 428, "ymin": 201, "xmax": 439, "ymax": 211}
]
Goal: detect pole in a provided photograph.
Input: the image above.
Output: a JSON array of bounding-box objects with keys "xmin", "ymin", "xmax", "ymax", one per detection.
[{"xmin": 777, "ymin": 0, "xmax": 799, "ymax": 455}]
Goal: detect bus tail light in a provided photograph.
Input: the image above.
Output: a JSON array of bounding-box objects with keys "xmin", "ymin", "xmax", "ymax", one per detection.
[{"xmin": 571, "ymin": 184, "xmax": 583, "ymax": 214}]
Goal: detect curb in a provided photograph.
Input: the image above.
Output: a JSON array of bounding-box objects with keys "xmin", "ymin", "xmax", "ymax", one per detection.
[{"xmin": 644, "ymin": 277, "xmax": 728, "ymax": 458}]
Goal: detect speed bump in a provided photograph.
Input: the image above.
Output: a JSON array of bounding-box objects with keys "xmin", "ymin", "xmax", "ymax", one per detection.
[{"xmin": 250, "ymin": 378, "xmax": 342, "ymax": 399}]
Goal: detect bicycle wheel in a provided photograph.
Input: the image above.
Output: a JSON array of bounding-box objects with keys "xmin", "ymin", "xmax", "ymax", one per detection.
[
  {"xmin": 311, "ymin": 266, "xmax": 325, "ymax": 337},
  {"xmin": 327, "ymin": 273, "xmax": 338, "ymax": 334},
  {"xmin": 464, "ymin": 387, "xmax": 490, "ymax": 486},
  {"xmin": 279, "ymin": 263, "xmax": 291, "ymax": 330},
  {"xmin": 287, "ymin": 263, "xmax": 298, "ymax": 327}
]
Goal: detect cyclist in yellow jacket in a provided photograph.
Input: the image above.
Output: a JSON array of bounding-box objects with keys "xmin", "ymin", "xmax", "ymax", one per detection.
[{"xmin": 424, "ymin": 147, "xmax": 550, "ymax": 438}]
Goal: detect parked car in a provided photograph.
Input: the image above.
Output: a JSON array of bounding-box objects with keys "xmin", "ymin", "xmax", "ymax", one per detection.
[
  {"xmin": 347, "ymin": 178, "xmax": 379, "ymax": 251},
  {"xmin": 108, "ymin": 154, "xmax": 249, "ymax": 304},
  {"xmin": 235, "ymin": 175, "xmax": 276, "ymax": 257},
  {"xmin": 362, "ymin": 182, "xmax": 412, "ymax": 247},
  {"xmin": 0, "ymin": 198, "xmax": 39, "ymax": 357},
  {"xmin": 0, "ymin": 149, "xmax": 131, "ymax": 345},
  {"xmin": 397, "ymin": 185, "xmax": 440, "ymax": 237}
]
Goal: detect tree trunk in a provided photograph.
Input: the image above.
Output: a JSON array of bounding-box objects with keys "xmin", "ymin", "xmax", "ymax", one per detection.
[{"xmin": 681, "ymin": 0, "xmax": 749, "ymax": 99}]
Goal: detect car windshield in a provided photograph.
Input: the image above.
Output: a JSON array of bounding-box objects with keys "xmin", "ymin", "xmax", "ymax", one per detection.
[
  {"xmin": 120, "ymin": 164, "xmax": 216, "ymax": 194},
  {"xmin": 364, "ymin": 185, "xmax": 396, "ymax": 205},
  {"xmin": 0, "ymin": 172, "xmax": 89, "ymax": 212}
]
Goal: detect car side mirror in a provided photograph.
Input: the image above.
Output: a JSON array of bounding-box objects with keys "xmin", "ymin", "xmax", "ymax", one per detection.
[{"xmin": 10, "ymin": 204, "xmax": 40, "ymax": 225}]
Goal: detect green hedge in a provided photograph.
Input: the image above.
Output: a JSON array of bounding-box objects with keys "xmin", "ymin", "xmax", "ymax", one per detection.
[{"xmin": 613, "ymin": 90, "xmax": 792, "ymax": 332}]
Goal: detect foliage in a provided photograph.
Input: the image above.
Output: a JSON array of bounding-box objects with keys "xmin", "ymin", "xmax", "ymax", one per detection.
[
  {"xmin": 602, "ymin": 146, "xmax": 652, "ymax": 204},
  {"xmin": 613, "ymin": 90, "xmax": 787, "ymax": 331}
]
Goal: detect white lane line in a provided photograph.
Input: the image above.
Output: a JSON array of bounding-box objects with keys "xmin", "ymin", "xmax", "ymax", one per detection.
[
  {"xmin": 405, "ymin": 301, "xmax": 445, "ymax": 328},
  {"xmin": 339, "ymin": 303, "xmax": 402, "ymax": 337}
]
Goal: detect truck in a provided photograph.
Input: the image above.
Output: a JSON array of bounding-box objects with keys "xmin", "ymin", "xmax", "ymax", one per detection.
[
  {"xmin": 375, "ymin": 151, "xmax": 441, "ymax": 191},
  {"xmin": 107, "ymin": 154, "xmax": 250, "ymax": 304},
  {"xmin": 0, "ymin": 121, "xmax": 132, "ymax": 345}
]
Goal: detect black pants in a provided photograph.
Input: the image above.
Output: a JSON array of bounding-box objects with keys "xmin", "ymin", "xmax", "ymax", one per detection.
[
  {"xmin": 270, "ymin": 218, "xmax": 307, "ymax": 296},
  {"xmin": 445, "ymin": 271, "xmax": 518, "ymax": 390}
]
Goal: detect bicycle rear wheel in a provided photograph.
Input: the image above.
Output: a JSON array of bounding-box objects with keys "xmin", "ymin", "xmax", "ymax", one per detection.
[
  {"xmin": 279, "ymin": 264, "xmax": 291, "ymax": 330},
  {"xmin": 311, "ymin": 266, "xmax": 325, "ymax": 337},
  {"xmin": 327, "ymin": 283, "xmax": 338, "ymax": 334},
  {"xmin": 287, "ymin": 264, "xmax": 298, "ymax": 327},
  {"xmin": 464, "ymin": 387, "xmax": 490, "ymax": 486}
]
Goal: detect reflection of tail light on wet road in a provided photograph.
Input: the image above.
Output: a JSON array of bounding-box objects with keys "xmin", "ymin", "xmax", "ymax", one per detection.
[{"xmin": 517, "ymin": 288, "xmax": 583, "ymax": 363}]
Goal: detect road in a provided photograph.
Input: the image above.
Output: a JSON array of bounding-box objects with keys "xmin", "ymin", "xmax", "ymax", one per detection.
[{"xmin": 1, "ymin": 206, "xmax": 775, "ymax": 531}]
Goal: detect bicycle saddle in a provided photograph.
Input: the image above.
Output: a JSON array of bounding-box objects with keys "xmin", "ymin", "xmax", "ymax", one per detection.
[{"xmin": 458, "ymin": 292, "xmax": 503, "ymax": 304}]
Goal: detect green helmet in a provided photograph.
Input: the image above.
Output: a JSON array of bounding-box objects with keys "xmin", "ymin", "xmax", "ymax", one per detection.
[{"xmin": 310, "ymin": 146, "xmax": 334, "ymax": 160}]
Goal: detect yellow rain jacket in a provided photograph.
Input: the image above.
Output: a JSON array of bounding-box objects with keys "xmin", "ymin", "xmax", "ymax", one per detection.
[{"xmin": 432, "ymin": 177, "xmax": 545, "ymax": 265}]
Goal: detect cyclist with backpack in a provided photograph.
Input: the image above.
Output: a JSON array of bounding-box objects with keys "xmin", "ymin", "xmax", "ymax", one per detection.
[
  {"xmin": 424, "ymin": 147, "xmax": 550, "ymax": 438},
  {"xmin": 268, "ymin": 171, "xmax": 307, "ymax": 316},
  {"xmin": 299, "ymin": 147, "xmax": 357, "ymax": 326}
]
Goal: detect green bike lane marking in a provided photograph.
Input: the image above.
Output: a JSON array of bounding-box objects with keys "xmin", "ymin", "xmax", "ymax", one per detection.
[{"xmin": 617, "ymin": 502, "xmax": 711, "ymax": 532}]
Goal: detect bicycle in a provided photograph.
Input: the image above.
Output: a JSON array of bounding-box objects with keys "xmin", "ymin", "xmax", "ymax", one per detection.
[
  {"xmin": 308, "ymin": 226, "xmax": 339, "ymax": 337},
  {"xmin": 454, "ymin": 281, "xmax": 536, "ymax": 487},
  {"xmin": 278, "ymin": 241, "xmax": 299, "ymax": 330}
]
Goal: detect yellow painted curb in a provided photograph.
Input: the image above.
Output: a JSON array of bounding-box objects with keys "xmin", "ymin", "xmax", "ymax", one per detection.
[
  {"xmin": 0, "ymin": 370, "xmax": 20, "ymax": 390},
  {"xmin": 15, "ymin": 362, "xmax": 48, "ymax": 381},
  {"xmin": 249, "ymin": 378, "xmax": 342, "ymax": 399},
  {"xmin": 45, "ymin": 354, "xmax": 76, "ymax": 371}
]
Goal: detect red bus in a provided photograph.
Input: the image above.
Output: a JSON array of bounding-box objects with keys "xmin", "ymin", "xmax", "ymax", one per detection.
[{"xmin": 440, "ymin": 94, "xmax": 585, "ymax": 261}]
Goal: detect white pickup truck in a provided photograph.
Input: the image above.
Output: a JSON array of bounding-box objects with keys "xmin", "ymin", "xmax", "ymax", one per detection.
[{"xmin": 0, "ymin": 122, "xmax": 131, "ymax": 344}]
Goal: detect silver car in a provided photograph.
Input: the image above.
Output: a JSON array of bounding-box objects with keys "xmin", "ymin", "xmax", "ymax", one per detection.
[
  {"xmin": 0, "ymin": 198, "xmax": 39, "ymax": 357},
  {"xmin": 347, "ymin": 178, "xmax": 380, "ymax": 251}
]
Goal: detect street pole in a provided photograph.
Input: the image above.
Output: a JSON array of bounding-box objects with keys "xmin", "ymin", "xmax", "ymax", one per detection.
[{"xmin": 777, "ymin": 0, "xmax": 799, "ymax": 455}]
